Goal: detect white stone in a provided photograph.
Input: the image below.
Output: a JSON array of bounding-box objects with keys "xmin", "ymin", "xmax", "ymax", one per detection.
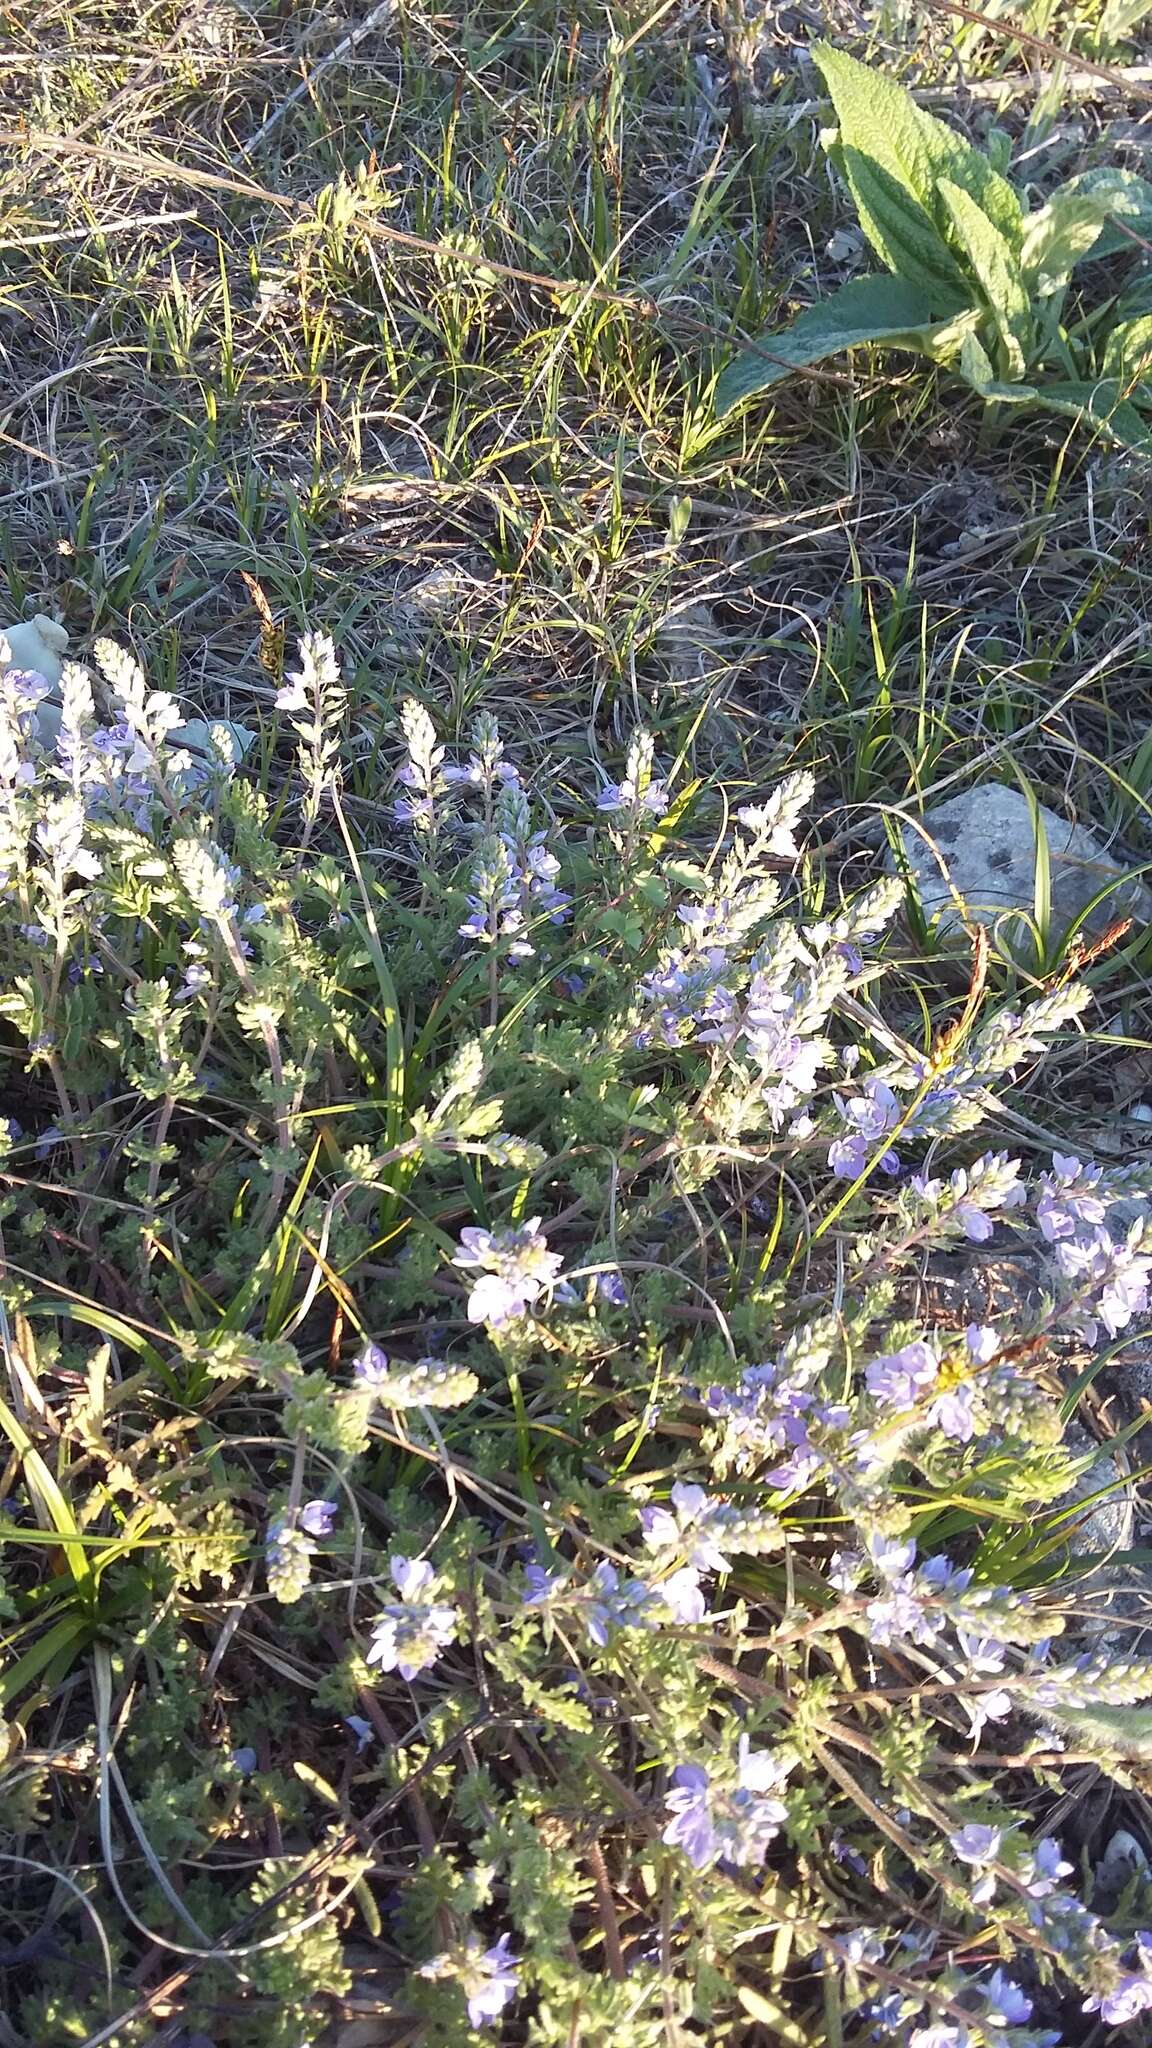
[
  {"xmin": 891, "ymin": 782, "xmax": 1152, "ymax": 947},
  {"xmin": 0, "ymin": 614, "xmax": 69, "ymax": 683}
]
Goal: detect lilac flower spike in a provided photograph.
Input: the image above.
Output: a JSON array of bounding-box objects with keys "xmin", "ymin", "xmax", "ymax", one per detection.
[
  {"xmin": 598, "ymin": 776, "xmax": 668, "ymax": 816},
  {"xmin": 453, "ymin": 1217, "xmax": 563, "ymax": 1327},
  {"xmin": 910, "ymin": 1152, "xmax": 1026, "ymax": 1242},
  {"xmin": 353, "ymin": 1345, "xmax": 479, "ymax": 1409},
  {"xmin": 597, "ymin": 730, "xmax": 667, "ymax": 818},
  {"xmin": 1054, "ymin": 1223, "xmax": 1151, "ymax": 1341},
  {"xmin": 1036, "ymin": 1152, "xmax": 1108, "ymax": 1244}
]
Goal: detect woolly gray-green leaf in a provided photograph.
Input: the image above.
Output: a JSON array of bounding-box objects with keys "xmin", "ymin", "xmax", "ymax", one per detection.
[
  {"xmin": 1040, "ymin": 1703, "xmax": 1152, "ymax": 1766},
  {"xmin": 958, "ymin": 328, "xmax": 996, "ymax": 394}
]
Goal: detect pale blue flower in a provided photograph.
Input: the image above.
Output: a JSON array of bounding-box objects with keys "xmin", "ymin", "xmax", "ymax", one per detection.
[
  {"xmin": 963, "ymin": 1684, "xmax": 1012, "ymax": 1743},
  {"xmin": 829, "ymin": 1077, "xmax": 902, "ymax": 1179},
  {"xmin": 828, "ymin": 1550, "xmax": 865, "ymax": 1591},
  {"xmin": 419, "ymin": 1931, "xmax": 521, "ymax": 2028},
  {"xmin": 965, "ymin": 1322, "xmax": 999, "ymax": 1363},
  {"xmin": 865, "ymin": 1340, "xmax": 939, "ymax": 1408},
  {"xmin": 639, "ymin": 1481, "xmax": 738, "ymax": 1574},
  {"xmin": 931, "ymin": 1382, "xmax": 977, "ymax": 1442},
  {"xmin": 869, "ymin": 1533, "xmax": 917, "ymax": 1580},
  {"xmin": 950, "ymin": 1822, "xmax": 1002, "ymax": 1863},
  {"xmin": 983, "ymin": 1969, "xmax": 1031, "ymax": 2026},
  {"xmin": 1022, "ymin": 1836, "xmax": 1074, "ymax": 1898},
  {"xmin": 1090, "ymin": 1975, "xmax": 1152, "ymax": 2022},
  {"xmin": 453, "ymin": 1217, "xmax": 563, "ymax": 1327},
  {"xmin": 524, "ymin": 1559, "xmax": 662, "ymax": 1644},
  {"xmin": 299, "ymin": 1500, "xmax": 336, "ymax": 1538},
  {"xmin": 657, "ymin": 1564, "xmax": 708, "ymax": 1623},
  {"xmin": 596, "ymin": 1269, "xmax": 628, "ymax": 1306},
  {"xmin": 577, "ymin": 1561, "xmax": 662, "ymax": 1645},
  {"xmin": 465, "ymin": 1934, "xmax": 521, "ymax": 2026},
  {"xmin": 366, "ymin": 1554, "xmax": 458, "ymax": 1680},
  {"xmin": 663, "ymin": 1739, "xmax": 790, "ymax": 1871}
]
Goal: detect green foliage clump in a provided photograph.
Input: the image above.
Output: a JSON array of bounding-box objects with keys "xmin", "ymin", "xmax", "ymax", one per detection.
[{"xmin": 718, "ymin": 43, "xmax": 1152, "ymax": 451}]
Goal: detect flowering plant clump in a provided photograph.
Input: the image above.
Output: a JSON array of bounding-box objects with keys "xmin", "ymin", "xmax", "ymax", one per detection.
[{"xmin": 4, "ymin": 627, "xmax": 1152, "ymax": 2047}]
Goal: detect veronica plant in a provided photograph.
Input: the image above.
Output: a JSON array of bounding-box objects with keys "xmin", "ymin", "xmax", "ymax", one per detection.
[
  {"xmin": 8, "ymin": 630, "xmax": 1152, "ymax": 2046},
  {"xmin": 716, "ymin": 44, "xmax": 1152, "ymax": 449}
]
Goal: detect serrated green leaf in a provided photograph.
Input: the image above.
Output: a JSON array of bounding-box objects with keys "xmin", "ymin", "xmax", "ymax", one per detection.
[
  {"xmin": 1019, "ymin": 193, "xmax": 1115, "ymax": 295},
  {"xmin": 988, "ymin": 377, "xmax": 1152, "ymax": 452},
  {"xmin": 715, "ymin": 274, "xmax": 938, "ymax": 413},
  {"xmin": 837, "ymin": 148, "xmax": 972, "ymax": 304},
  {"xmin": 959, "ymin": 328, "xmax": 996, "ymax": 393},
  {"xmin": 815, "ymin": 42, "xmax": 1022, "ymax": 292},
  {"xmin": 1052, "ymin": 167, "xmax": 1152, "ymax": 261},
  {"xmin": 938, "ymin": 177, "xmax": 1031, "ymax": 379},
  {"xmin": 1103, "ymin": 312, "xmax": 1152, "ymax": 385}
]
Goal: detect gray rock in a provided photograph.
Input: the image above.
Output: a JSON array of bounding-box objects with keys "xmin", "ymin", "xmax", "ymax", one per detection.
[
  {"xmin": 1065, "ymin": 1425, "xmax": 1135, "ymax": 1559},
  {"xmin": 1098, "ymin": 1826, "xmax": 1151, "ymax": 1884},
  {"xmin": 919, "ymin": 1248, "xmax": 1042, "ymax": 1327},
  {"xmin": 654, "ymin": 601, "xmax": 725, "ymax": 685},
  {"xmin": 1095, "ymin": 1827, "xmax": 1152, "ymax": 1912},
  {"xmin": 403, "ymin": 561, "xmax": 494, "ymax": 618},
  {"xmin": 891, "ymin": 782, "xmax": 1152, "ymax": 950},
  {"xmin": 1061, "ymin": 1425, "xmax": 1152, "ymax": 1651}
]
